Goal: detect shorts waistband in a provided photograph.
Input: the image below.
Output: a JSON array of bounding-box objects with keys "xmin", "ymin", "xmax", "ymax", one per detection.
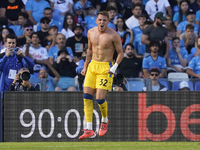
[{"xmin": 91, "ymin": 60, "xmax": 113, "ymax": 65}]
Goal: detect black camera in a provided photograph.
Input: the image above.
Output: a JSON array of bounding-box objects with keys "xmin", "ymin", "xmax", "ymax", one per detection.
[
  {"xmin": 113, "ymin": 74, "xmax": 127, "ymax": 91},
  {"xmin": 19, "ymin": 72, "xmax": 30, "ymax": 81}
]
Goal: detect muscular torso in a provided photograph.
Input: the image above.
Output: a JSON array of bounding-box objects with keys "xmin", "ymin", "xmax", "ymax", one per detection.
[{"xmin": 89, "ymin": 27, "xmax": 116, "ymax": 62}]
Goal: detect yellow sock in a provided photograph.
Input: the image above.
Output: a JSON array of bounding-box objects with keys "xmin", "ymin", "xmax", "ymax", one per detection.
[
  {"xmin": 84, "ymin": 98, "xmax": 93, "ymax": 122},
  {"xmin": 98, "ymin": 100, "xmax": 107, "ymax": 118}
]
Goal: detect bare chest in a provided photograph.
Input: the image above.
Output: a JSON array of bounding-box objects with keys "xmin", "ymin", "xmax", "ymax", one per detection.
[{"xmin": 91, "ymin": 34, "xmax": 113, "ymax": 48}]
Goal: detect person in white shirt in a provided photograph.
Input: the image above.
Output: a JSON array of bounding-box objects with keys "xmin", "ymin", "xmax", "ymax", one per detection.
[
  {"xmin": 125, "ymin": 4, "xmax": 142, "ymax": 30},
  {"xmin": 61, "ymin": 13, "xmax": 75, "ymax": 40},
  {"xmin": 24, "ymin": 32, "xmax": 48, "ymax": 77},
  {"xmin": 50, "ymin": 0, "xmax": 74, "ymax": 24},
  {"xmin": 145, "ymin": 0, "xmax": 172, "ymax": 22}
]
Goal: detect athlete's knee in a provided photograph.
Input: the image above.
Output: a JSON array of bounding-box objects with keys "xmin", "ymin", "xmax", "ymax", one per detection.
[
  {"xmin": 83, "ymin": 93, "xmax": 93, "ymax": 100},
  {"xmin": 96, "ymin": 99, "xmax": 105, "ymax": 104}
]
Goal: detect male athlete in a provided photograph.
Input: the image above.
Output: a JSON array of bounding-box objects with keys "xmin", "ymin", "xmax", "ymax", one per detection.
[{"xmin": 79, "ymin": 11, "xmax": 124, "ymax": 140}]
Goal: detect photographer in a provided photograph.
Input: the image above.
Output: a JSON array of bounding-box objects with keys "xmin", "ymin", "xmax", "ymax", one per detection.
[
  {"xmin": 8, "ymin": 67, "xmax": 40, "ymax": 91},
  {"xmin": 113, "ymin": 74, "xmax": 127, "ymax": 91},
  {"xmin": 0, "ymin": 34, "xmax": 34, "ymax": 92}
]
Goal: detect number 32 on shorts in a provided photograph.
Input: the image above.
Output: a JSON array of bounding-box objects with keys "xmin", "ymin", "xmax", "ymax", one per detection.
[{"xmin": 99, "ymin": 79, "xmax": 108, "ymax": 87}]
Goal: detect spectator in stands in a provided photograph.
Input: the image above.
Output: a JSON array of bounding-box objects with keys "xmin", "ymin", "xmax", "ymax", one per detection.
[
  {"xmin": 178, "ymin": 81, "xmax": 190, "ymax": 91},
  {"xmin": 36, "ymin": 7, "xmax": 62, "ymax": 32},
  {"xmin": 134, "ymin": 21, "xmax": 152, "ymax": 56},
  {"xmin": 100, "ymin": 0, "xmax": 122, "ymax": 15},
  {"xmin": 106, "ymin": 0, "xmax": 122, "ymax": 20},
  {"xmin": 61, "ymin": 13, "xmax": 76, "ymax": 40},
  {"xmin": 118, "ymin": 43, "xmax": 143, "ymax": 78},
  {"xmin": 0, "ymin": 34, "xmax": 34, "ymax": 92},
  {"xmin": 66, "ymin": 23, "xmax": 88, "ymax": 62},
  {"xmin": 84, "ymin": 2, "xmax": 97, "ymax": 32},
  {"xmin": 163, "ymin": 15, "xmax": 172, "ymax": 28},
  {"xmin": 37, "ymin": 17, "xmax": 50, "ymax": 47},
  {"xmin": 132, "ymin": 14, "xmax": 147, "ymax": 40},
  {"xmin": 0, "ymin": 28, "xmax": 10, "ymax": 51},
  {"xmin": 167, "ymin": 23, "xmax": 185, "ymax": 49},
  {"xmin": 142, "ymin": 40, "xmax": 167, "ymax": 78},
  {"xmin": 43, "ymin": 26, "xmax": 58, "ymax": 51},
  {"xmin": 25, "ymin": 32, "xmax": 48, "ymax": 77},
  {"xmin": 0, "ymin": 0, "xmax": 25, "ymax": 25},
  {"xmin": 173, "ymin": 0, "xmax": 190, "ymax": 27},
  {"xmin": 0, "ymin": 17, "xmax": 15, "ymax": 35},
  {"xmin": 48, "ymin": 33, "xmax": 73, "ymax": 65},
  {"xmin": 176, "ymin": 11, "xmax": 199, "ymax": 37},
  {"xmin": 38, "ymin": 59, "xmax": 60, "ymax": 91},
  {"xmin": 123, "ymin": 0, "xmax": 148, "ymax": 21},
  {"xmin": 186, "ymin": 48, "xmax": 200, "ymax": 78},
  {"xmin": 75, "ymin": 50, "xmax": 86, "ymax": 91},
  {"xmin": 195, "ymin": 5, "xmax": 200, "ymax": 27},
  {"xmin": 142, "ymin": 68, "xmax": 168, "ymax": 91},
  {"xmin": 116, "ymin": 17, "xmax": 133, "ymax": 49},
  {"xmin": 145, "ymin": 0, "xmax": 172, "ymax": 22},
  {"xmin": 172, "ymin": 0, "xmax": 181, "ymax": 15},
  {"xmin": 50, "ymin": 0, "xmax": 73, "ymax": 24},
  {"xmin": 190, "ymin": 0, "xmax": 200, "ymax": 13},
  {"xmin": 180, "ymin": 24, "xmax": 198, "ymax": 54},
  {"xmin": 48, "ymin": 48, "xmax": 77, "ymax": 91},
  {"xmin": 73, "ymin": 1, "xmax": 84, "ymax": 24},
  {"xmin": 125, "ymin": 4, "xmax": 142, "ymax": 30},
  {"xmin": 10, "ymin": 12, "xmax": 29, "ymax": 38},
  {"xmin": 25, "ymin": 0, "xmax": 50, "ymax": 25},
  {"xmin": 18, "ymin": 23, "xmax": 33, "ymax": 47},
  {"xmin": 8, "ymin": 67, "xmax": 40, "ymax": 91},
  {"xmin": 106, "ymin": 6, "xmax": 117, "ymax": 30},
  {"xmin": 191, "ymin": 36, "xmax": 200, "ymax": 58},
  {"xmin": 141, "ymin": 12, "xmax": 169, "ymax": 59},
  {"xmin": 167, "ymin": 37, "xmax": 188, "ymax": 73}
]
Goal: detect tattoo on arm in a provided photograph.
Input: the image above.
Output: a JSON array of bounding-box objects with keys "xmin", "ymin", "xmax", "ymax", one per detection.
[{"xmin": 86, "ymin": 53, "xmax": 92, "ymax": 61}]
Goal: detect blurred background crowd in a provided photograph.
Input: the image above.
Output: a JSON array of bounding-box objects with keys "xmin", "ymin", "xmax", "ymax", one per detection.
[{"xmin": 0, "ymin": 0, "xmax": 200, "ymax": 92}]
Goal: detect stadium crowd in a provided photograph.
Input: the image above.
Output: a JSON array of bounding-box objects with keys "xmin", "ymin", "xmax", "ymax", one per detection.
[{"xmin": 0, "ymin": 0, "xmax": 200, "ymax": 92}]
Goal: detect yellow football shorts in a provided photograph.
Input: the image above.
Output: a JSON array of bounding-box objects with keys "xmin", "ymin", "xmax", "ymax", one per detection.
[{"xmin": 84, "ymin": 60, "xmax": 114, "ymax": 91}]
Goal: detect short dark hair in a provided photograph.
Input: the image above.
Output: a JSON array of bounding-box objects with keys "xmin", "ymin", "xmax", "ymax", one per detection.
[
  {"xmin": 132, "ymin": 4, "xmax": 142, "ymax": 10},
  {"xmin": 172, "ymin": 37, "xmax": 180, "ymax": 42},
  {"xmin": 40, "ymin": 17, "xmax": 50, "ymax": 23},
  {"xmin": 24, "ymin": 23, "xmax": 33, "ymax": 28},
  {"xmin": 48, "ymin": 25, "xmax": 58, "ymax": 31},
  {"xmin": 97, "ymin": 11, "xmax": 109, "ymax": 19},
  {"xmin": 18, "ymin": 12, "xmax": 29, "ymax": 19},
  {"xmin": 106, "ymin": 6, "xmax": 116, "ymax": 12},
  {"xmin": 166, "ymin": 23, "xmax": 176, "ymax": 31},
  {"xmin": 5, "ymin": 34, "xmax": 17, "ymax": 42},
  {"xmin": 125, "ymin": 43, "xmax": 134, "ymax": 49},
  {"xmin": 186, "ymin": 24, "xmax": 194, "ymax": 30},
  {"xmin": 150, "ymin": 68, "xmax": 160, "ymax": 74},
  {"xmin": 44, "ymin": 7, "xmax": 52, "ymax": 12},
  {"xmin": 149, "ymin": 40, "xmax": 160, "ymax": 48},
  {"xmin": 30, "ymin": 32, "xmax": 40, "ymax": 41}
]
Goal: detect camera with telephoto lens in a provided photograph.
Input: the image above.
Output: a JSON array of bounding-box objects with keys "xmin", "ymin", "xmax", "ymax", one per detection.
[
  {"xmin": 113, "ymin": 74, "xmax": 127, "ymax": 91},
  {"xmin": 19, "ymin": 72, "xmax": 30, "ymax": 81}
]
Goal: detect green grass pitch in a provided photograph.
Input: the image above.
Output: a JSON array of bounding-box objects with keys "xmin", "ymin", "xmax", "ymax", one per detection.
[{"xmin": 0, "ymin": 142, "xmax": 200, "ymax": 150}]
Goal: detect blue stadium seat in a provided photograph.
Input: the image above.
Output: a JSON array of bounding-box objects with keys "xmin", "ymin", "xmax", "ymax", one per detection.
[
  {"xmin": 172, "ymin": 81, "xmax": 194, "ymax": 91},
  {"xmin": 126, "ymin": 80, "xmax": 145, "ymax": 91},
  {"xmin": 195, "ymin": 81, "xmax": 200, "ymax": 91},
  {"xmin": 158, "ymin": 79, "xmax": 169, "ymax": 90}
]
